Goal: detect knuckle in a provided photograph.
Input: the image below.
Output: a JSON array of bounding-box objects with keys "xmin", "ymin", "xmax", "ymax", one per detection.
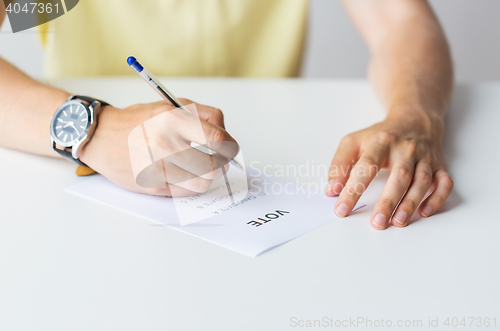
[
  {"xmin": 213, "ymin": 107, "xmax": 223, "ymax": 117},
  {"xmin": 346, "ymin": 182, "xmax": 366, "ymax": 197},
  {"xmin": 421, "ymin": 152, "xmax": 432, "ymax": 164},
  {"xmin": 396, "ymin": 166, "xmax": 413, "ymax": 184},
  {"xmin": 441, "ymin": 173, "xmax": 454, "ymax": 191},
  {"xmin": 373, "ymin": 131, "xmax": 394, "ymax": 145},
  {"xmin": 379, "ymin": 197, "xmax": 396, "ymax": 211},
  {"xmin": 207, "ymin": 127, "xmax": 228, "ymax": 143},
  {"xmin": 341, "ymin": 182, "xmax": 358, "ymax": 198},
  {"xmin": 211, "ymin": 108, "xmax": 225, "ymax": 123},
  {"xmin": 401, "ymin": 139, "xmax": 417, "ymax": 155},
  {"xmin": 340, "ymin": 133, "xmax": 355, "ymax": 146},
  {"xmin": 415, "ymin": 170, "xmax": 433, "ymax": 186},
  {"xmin": 403, "ymin": 198, "xmax": 418, "ymax": 213},
  {"xmin": 356, "ymin": 158, "xmax": 378, "ymax": 177}
]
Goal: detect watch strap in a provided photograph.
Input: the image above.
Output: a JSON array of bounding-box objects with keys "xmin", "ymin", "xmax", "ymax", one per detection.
[
  {"xmin": 54, "ymin": 146, "xmax": 88, "ymax": 166},
  {"xmin": 71, "ymin": 95, "xmax": 110, "ymax": 107}
]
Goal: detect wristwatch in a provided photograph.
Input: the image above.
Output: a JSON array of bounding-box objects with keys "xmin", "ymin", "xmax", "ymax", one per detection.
[{"xmin": 50, "ymin": 95, "xmax": 109, "ymax": 166}]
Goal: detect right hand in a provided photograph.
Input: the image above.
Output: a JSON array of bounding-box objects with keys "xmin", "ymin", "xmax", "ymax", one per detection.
[{"xmin": 79, "ymin": 99, "xmax": 239, "ymax": 196}]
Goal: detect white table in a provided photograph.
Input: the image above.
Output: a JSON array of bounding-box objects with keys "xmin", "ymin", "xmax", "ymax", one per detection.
[{"xmin": 1, "ymin": 78, "xmax": 499, "ymax": 330}]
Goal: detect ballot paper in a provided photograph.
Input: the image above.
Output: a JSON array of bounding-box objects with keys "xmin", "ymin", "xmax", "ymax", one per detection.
[
  {"xmin": 171, "ymin": 158, "xmax": 251, "ymax": 226},
  {"xmin": 66, "ymin": 166, "xmax": 365, "ymax": 257}
]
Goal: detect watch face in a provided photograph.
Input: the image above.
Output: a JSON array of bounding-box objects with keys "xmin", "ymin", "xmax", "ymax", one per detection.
[{"xmin": 51, "ymin": 101, "xmax": 90, "ymax": 146}]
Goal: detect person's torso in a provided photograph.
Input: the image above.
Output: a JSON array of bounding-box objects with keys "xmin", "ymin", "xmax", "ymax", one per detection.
[{"xmin": 40, "ymin": 0, "xmax": 308, "ymax": 78}]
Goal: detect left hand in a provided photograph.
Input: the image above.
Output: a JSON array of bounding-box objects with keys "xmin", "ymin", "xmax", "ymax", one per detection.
[{"xmin": 325, "ymin": 112, "xmax": 454, "ymax": 230}]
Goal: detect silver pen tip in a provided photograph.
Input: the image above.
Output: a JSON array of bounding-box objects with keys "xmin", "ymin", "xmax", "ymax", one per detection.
[{"xmin": 230, "ymin": 159, "xmax": 243, "ymax": 170}]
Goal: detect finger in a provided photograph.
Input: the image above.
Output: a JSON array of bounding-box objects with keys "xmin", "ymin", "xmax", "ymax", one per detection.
[
  {"xmin": 370, "ymin": 158, "xmax": 415, "ymax": 230},
  {"xmin": 334, "ymin": 136, "xmax": 390, "ymax": 217},
  {"xmin": 137, "ymin": 157, "xmax": 214, "ymax": 193},
  {"xmin": 391, "ymin": 161, "xmax": 433, "ymax": 227},
  {"xmin": 168, "ymin": 143, "xmax": 230, "ymax": 180},
  {"xmin": 162, "ymin": 107, "xmax": 237, "ymax": 158},
  {"xmin": 180, "ymin": 114, "xmax": 238, "ymax": 159},
  {"xmin": 177, "ymin": 98, "xmax": 226, "ymax": 129},
  {"xmin": 167, "ymin": 183, "xmax": 204, "ymax": 197},
  {"xmin": 326, "ymin": 135, "xmax": 359, "ymax": 196},
  {"xmin": 140, "ymin": 108, "xmax": 234, "ymax": 166},
  {"xmin": 161, "ymin": 159, "xmax": 214, "ymax": 193},
  {"xmin": 177, "ymin": 98, "xmax": 194, "ymax": 105},
  {"xmin": 418, "ymin": 169, "xmax": 454, "ymax": 217},
  {"xmin": 197, "ymin": 105, "xmax": 225, "ymax": 129}
]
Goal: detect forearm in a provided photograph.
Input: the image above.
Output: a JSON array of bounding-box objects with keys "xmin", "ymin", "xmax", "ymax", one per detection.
[
  {"xmin": 368, "ymin": 15, "xmax": 453, "ymax": 124},
  {"xmin": 0, "ymin": 57, "xmax": 70, "ymax": 156}
]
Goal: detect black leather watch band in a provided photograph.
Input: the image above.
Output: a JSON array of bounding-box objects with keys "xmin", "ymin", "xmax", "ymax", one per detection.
[
  {"xmin": 72, "ymin": 95, "xmax": 110, "ymax": 107},
  {"xmin": 54, "ymin": 147, "xmax": 88, "ymax": 166}
]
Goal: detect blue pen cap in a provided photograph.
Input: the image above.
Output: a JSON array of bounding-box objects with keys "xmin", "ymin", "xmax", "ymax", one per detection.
[{"xmin": 127, "ymin": 56, "xmax": 143, "ymax": 73}]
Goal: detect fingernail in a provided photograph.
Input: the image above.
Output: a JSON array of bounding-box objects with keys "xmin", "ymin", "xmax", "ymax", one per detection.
[
  {"xmin": 422, "ymin": 205, "xmax": 432, "ymax": 217},
  {"xmin": 371, "ymin": 214, "xmax": 386, "ymax": 229},
  {"xmin": 335, "ymin": 203, "xmax": 349, "ymax": 217},
  {"xmin": 393, "ymin": 211, "xmax": 407, "ymax": 226}
]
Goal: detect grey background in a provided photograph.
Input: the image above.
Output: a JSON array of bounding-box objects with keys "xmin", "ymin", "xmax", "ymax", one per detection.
[{"xmin": 1, "ymin": 0, "xmax": 499, "ymax": 81}]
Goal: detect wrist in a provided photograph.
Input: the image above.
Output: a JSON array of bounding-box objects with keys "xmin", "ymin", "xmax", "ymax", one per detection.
[
  {"xmin": 386, "ymin": 105, "xmax": 444, "ymax": 138},
  {"xmin": 78, "ymin": 103, "xmax": 120, "ymax": 165},
  {"xmin": 73, "ymin": 99, "xmax": 116, "ymax": 164},
  {"xmin": 96, "ymin": 103, "xmax": 117, "ymax": 121}
]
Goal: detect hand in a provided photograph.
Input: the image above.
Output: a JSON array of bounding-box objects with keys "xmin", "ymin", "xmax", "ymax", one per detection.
[
  {"xmin": 80, "ymin": 99, "xmax": 238, "ymax": 196},
  {"xmin": 325, "ymin": 112, "xmax": 453, "ymax": 230}
]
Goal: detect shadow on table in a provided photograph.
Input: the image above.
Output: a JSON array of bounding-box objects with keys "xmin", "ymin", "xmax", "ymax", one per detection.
[
  {"xmin": 442, "ymin": 84, "xmax": 472, "ymax": 168},
  {"xmin": 407, "ymin": 191, "xmax": 463, "ymax": 226},
  {"xmin": 406, "ymin": 84, "xmax": 471, "ymax": 226}
]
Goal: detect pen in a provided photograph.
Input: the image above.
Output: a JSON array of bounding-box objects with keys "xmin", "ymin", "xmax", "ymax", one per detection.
[{"xmin": 127, "ymin": 56, "xmax": 243, "ymax": 170}]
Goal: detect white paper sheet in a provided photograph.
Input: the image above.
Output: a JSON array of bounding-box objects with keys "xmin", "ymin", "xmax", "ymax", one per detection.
[
  {"xmin": 171, "ymin": 160, "xmax": 250, "ymax": 226},
  {"xmin": 66, "ymin": 167, "xmax": 365, "ymax": 257}
]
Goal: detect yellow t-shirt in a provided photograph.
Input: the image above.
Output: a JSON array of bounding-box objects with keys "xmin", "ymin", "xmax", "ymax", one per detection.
[{"xmin": 39, "ymin": 0, "xmax": 308, "ymax": 78}]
